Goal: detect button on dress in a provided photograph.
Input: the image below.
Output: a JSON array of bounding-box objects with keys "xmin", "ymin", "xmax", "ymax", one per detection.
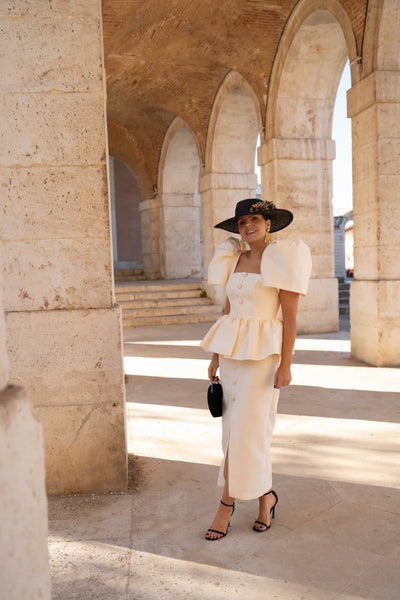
[{"xmin": 201, "ymin": 237, "xmax": 312, "ymax": 500}]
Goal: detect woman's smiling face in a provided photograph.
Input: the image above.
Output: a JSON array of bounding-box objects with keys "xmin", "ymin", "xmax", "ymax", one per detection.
[{"xmin": 237, "ymin": 213, "xmax": 271, "ymax": 243}]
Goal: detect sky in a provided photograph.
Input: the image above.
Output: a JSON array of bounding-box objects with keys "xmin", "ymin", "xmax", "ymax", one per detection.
[{"xmin": 332, "ymin": 61, "xmax": 353, "ymax": 217}]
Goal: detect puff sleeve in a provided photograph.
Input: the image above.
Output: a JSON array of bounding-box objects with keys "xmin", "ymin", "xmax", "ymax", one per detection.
[
  {"xmin": 261, "ymin": 239, "xmax": 312, "ymax": 296},
  {"xmin": 207, "ymin": 237, "xmax": 241, "ymax": 286}
]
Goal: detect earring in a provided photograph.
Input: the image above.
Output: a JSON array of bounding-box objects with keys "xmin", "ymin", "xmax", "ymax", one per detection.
[
  {"xmin": 265, "ymin": 229, "xmax": 271, "ymax": 245},
  {"xmin": 241, "ymin": 239, "xmax": 246, "ymax": 253}
]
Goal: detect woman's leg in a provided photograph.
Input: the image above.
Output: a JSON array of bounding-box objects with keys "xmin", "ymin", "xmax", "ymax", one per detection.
[
  {"xmin": 253, "ymin": 489, "xmax": 278, "ymax": 531},
  {"xmin": 205, "ymin": 478, "xmax": 236, "ymax": 540}
]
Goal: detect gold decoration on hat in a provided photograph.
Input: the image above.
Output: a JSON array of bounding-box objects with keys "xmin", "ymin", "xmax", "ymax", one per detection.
[{"xmin": 249, "ymin": 200, "xmax": 276, "ymax": 213}]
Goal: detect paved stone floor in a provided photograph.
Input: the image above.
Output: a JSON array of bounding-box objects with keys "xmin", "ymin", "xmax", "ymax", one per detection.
[{"xmin": 48, "ymin": 322, "xmax": 400, "ymax": 600}]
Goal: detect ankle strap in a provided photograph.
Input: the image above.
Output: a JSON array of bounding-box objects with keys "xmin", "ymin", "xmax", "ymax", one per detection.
[{"xmin": 220, "ymin": 500, "xmax": 235, "ymax": 507}]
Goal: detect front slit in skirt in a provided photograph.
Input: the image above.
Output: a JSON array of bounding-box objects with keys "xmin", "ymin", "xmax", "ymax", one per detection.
[{"xmin": 218, "ymin": 353, "xmax": 280, "ymax": 500}]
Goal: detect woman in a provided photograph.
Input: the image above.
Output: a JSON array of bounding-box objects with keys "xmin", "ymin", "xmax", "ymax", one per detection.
[{"xmin": 200, "ymin": 198, "xmax": 312, "ymax": 541}]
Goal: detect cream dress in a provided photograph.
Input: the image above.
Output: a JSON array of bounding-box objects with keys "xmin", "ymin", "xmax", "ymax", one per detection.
[{"xmin": 201, "ymin": 237, "xmax": 312, "ymax": 500}]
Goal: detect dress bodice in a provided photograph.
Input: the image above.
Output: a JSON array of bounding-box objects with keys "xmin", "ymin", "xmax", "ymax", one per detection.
[
  {"xmin": 200, "ymin": 236, "xmax": 312, "ymax": 361},
  {"xmin": 227, "ymin": 272, "xmax": 280, "ymax": 320}
]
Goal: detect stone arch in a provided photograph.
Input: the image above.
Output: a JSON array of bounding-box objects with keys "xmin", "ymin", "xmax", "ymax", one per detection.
[
  {"xmin": 108, "ymin": 121, "xmax": 152, "ymax": 200},
  {"xmin": 158, "ymin": 117, "xmax": 202, "ymax": 279},
  {"xmin": 108, "ymin": 123, "xmax": 159, "ymax": 277},
  {"xmin": 205, "ymin": 70, "xmax": 262, "ymax": 174},
  {"xmin": 362, "ymin": 0, "xmax": 400, "ymax": 75},
  {"xmin": 201, "ymin": 71, "xmax": 261, "ymax": 288},
  {"xmin": 261, "ymin": 1, "xmax": 357, "ymax": 333},
  {"xmin": 266, "ymin": 0, "xmax": 358, "ymax": 139}
]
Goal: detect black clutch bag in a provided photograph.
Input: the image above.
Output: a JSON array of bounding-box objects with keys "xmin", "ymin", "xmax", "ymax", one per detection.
[{"xmin": 207, "ymin": 377, "xmax": 223, "ymax": 417}]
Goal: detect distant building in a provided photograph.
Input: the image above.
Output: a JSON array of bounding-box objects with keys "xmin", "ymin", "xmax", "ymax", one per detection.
[{"xmin": 334, "ymin": 211, "xmax": 353, "ymax": 279}]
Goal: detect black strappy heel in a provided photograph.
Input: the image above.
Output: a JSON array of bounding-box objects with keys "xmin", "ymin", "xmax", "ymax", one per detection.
[
  {"xmin": 253, "ymin": 490, "xmax": 278, "ymax": 532},
  {"xmin": 205, "ymin": 500, "xmax": 235, "ymax": 541}
]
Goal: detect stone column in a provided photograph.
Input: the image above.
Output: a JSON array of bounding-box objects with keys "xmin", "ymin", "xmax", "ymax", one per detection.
[
  {"xmin": 159, "ymin": 192, "xmax": 202, "ymax": 279},
  {"xmin": 199, "ymin": 172, "xmax": 257, "ymax": 303},
  {"xmin": 0, "ymin": 1, "xmax": 127, "ymax": 492},
  {"xmin": 258, "ymin": 137, "xmax": 338, "ymax": 333},
  {"xmin": 139, "ymin": 197, "xmax": 161, "ymax": 279},
  {"xmin": 347, "ymin": 71, "xmax": 400, "ymax": 366}
]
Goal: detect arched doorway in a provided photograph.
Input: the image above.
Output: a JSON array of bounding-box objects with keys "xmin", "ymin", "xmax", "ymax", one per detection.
[
  {"xmin": 262, "ymin": 3, "xmax": 358, "ymax": 333},
  {"xmin": 158, "ymin": 119, "xmax": 202, "ymax": 279},
  {"xmin": 109, "ymin": 155, "xmax": 143, "ymax": 272},
  {"xmin": 201, "ymin": 71, "xmax": 261, "ymax": 299}
]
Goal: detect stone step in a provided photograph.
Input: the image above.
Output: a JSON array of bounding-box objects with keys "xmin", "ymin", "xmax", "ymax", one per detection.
[
  {"xmin": 115, "ymin": 281, "xmax": 201, "ymax": 294},
  {"xmin": 122, "ymin": 304, "xmax": 222, "ymax": 319},
  {"xmin": 120, "ymin": 297, "xmax": 213, "ymax": 310},
  {"xmin": 116, "ymin": 289, "xmax": 204, "ymax": 302},
  {"xmin": 123, "ymin": 312, "xmax": 220, "ymax": 328},
  {"xmin": 116, "ymin": 274, "xmax": 147, "ymax": 282},
  {"xmin": 115, "ymin": 269, "xmax": 147, "ymax": 282}
]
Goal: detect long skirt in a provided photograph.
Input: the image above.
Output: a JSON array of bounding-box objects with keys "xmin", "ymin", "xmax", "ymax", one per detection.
[{"xmin": 217, "ymin": 353, "xmax": 280, "ymax": 500}]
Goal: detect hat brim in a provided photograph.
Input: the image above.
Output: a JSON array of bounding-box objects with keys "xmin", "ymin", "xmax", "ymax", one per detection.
[{"xmin": 214, "ymin": 208, "xmax": 294, "ymax": 234}]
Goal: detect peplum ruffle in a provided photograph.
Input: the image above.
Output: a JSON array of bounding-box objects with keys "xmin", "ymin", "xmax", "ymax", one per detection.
[{"xmin": 200, "ymin": 314, "xmax": 282, "ymax": 361}]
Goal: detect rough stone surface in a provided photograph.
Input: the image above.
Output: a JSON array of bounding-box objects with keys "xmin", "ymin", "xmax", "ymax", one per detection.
[
  {"xmin": 1, "ymin": 0, "xmax": 127, "ymax": 493},
  {"xmin": 6, "ymin": 306, "xmax": 127, "ymax": 493},
  {"xmin": 348, "ymin": 69, "xmax": 400, "ymax": 365},
  {"xmin": 0, "ymin": 385, "xmax": 50, "ymax": 600},
  {"xmin": 0, "ymin": 268, "xmax": 9, "ymax": 392}
]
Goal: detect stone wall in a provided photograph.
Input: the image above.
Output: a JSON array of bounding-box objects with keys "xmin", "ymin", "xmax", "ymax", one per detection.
[{"xmin": 1, "ymin": 1, "xmax": 127, "ymax": 492}]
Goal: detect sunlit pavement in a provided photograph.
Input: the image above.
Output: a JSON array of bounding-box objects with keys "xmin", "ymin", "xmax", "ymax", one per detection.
[{"xmin": 48, "ymin": 323, "xmax": 400, "ymax": 600}]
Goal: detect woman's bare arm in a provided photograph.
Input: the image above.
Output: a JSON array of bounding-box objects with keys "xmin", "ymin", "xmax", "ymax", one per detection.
[{"xmin": 274, "ymin": 290, "xmax": 299, "ymax": 389}]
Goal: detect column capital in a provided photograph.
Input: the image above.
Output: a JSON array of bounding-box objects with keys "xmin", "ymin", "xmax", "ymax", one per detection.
[
  {"xmin": 258, "ymin": 137, "xmax": 336, "ymax": 165},
  {"xmin": 199, "ymin": 172, "xmax": 257, "ymax": 193},
  {"xmin": 347, "ymin": 70, "xmax": 400, "ymax": 118}
]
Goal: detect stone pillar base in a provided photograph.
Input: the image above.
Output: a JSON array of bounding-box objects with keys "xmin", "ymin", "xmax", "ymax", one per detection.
[
  {"xmin": 6, "ymin": 306, "xmax": 127, "ymax": 494},
  {"xmin": 350, "ymin": 279, "xmax": 400, "ymax": 366},
  {"xmin": 0, "ymin": 385, "xmax": 51, "ymax": 599},
  {"xmin": 298, "ymin": 277, "xmax": 339, "ymax": 334}
]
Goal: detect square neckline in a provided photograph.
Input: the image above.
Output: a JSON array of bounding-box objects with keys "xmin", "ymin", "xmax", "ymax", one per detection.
[{"xmin": 232, "ymin": 252, "xmax": 261, "ymax": 276}]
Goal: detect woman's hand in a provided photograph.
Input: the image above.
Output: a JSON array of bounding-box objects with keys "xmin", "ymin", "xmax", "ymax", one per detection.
[
  {"xmin": 208, "ymin": 353, "xmax": 219, "ymax": 381},
  {"xmin": 274, "ymin": 364, "xmax": 292, "ymax": 389}
]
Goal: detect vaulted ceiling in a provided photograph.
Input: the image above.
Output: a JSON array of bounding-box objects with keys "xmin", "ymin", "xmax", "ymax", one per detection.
[{"xmin": 102, "ymin": 0, "xmax": 367, "ymax": 189}]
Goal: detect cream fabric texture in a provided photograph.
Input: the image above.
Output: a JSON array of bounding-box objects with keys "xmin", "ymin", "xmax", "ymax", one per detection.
[{"xmin": 201, "ymin": 237, "xmax": 312, "ymax": 500}]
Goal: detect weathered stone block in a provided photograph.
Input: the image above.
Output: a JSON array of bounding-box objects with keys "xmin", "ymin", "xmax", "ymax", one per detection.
[
  {"xmin": 0, "ymin": 14, "xmax": 102, "ymax": 93},
  {"xmin": 0, "ymin": 385, "xmax": 50, "ymax": 599},
  {"xmin": 0, "ymin": 166, "xmax": 109, "ymax": 240},
  {"xmin": 350, "ymin": 279, "xmax": 400, "ymax": 366},
  {"xmin": 5, "ymin": 306, "xmax": 127, "ymax": 493},
  {"xmin": 258, "ymin": 138, "xmax": 335, "ymax": 164},
  {"xmin": 36, "ymin": 401, "xmax": 127, "ymax": 494},
  {"xmin": 378, "ymin": 138, "xmax": 400, "ymax": 175},
  {"xmin": 0, "ymin": 92, "xmax": 107, "ymax": 166},
  {"xmin": 298, "ymin": 277, "xmax": 338, "ymax": 333},
  {"xmin": 3, "ymin": 238, "xmax": 112, "ymax": 311},
  {"xmin": 199, "ymin": 172, "xmax": 257, "ymax": 192},
  {"xmin": 0, "ymin": 1, "xmax": 99, "ymax": 18},
  {"xmin": 347, "ymin": 71, "xmax": 400, "ymax": 118},
  {"xmin": 276, "ymin": 98, "xmax": 332, "ymax": 138},
  {"xmin": 0, "ymin": 269, "xmax": 9, "ymax": 392}
]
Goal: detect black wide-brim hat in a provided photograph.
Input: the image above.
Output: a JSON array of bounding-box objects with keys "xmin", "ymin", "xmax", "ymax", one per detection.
[{"xmin": 214, "ymin": 199, "xmax": 293, "ymax": 234}]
